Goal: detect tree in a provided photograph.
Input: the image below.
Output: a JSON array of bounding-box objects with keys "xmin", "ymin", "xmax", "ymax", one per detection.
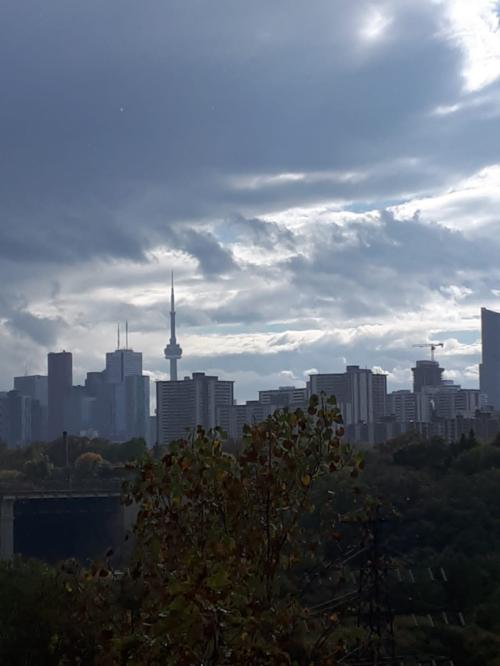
[
  {"xmin": 74, "ymin": 452, "xmax": 105, "ymax": 478},
  {"xmin": 65, "ymin": 395, "xmax": 360, "ymax": 665},
  {"xmin": 0, "ymin": 559, "xmax": 77, "ymax": 665},
  {"xmin": 22, "ymin": 452, "xmax": 53, "ymax": 482}
]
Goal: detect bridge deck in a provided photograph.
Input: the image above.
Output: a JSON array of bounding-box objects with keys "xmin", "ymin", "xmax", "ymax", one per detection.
[{"xmin": 0, "ymin": 490, "xmax": 123, "ymax": 500}]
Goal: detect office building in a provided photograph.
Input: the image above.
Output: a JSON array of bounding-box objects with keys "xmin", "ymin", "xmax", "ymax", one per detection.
[
  {"xmin": 124, "ymin": 374, "xmax": 150, "ymax": 441},
  {"xmin": 85, "ymin": 343, "xmax": 150, "ymax": 442},
  {"xmin": 480, "ymin": 307, "xmax": 500, "ymax": 409},
  {"xmin": 66, "ymin": 385, "xmax": 97, "ymax": 437},
  {"xmin": 48, "ymin": 351, "xmax": 72, "ymax": 440},
  {"xmin": 387, "ymin": 390, "xmax": 417, "ymax": 423},
  {"xmin": 14, "ymin": 375, "xmax": 48, "ymax": 440},
  {"xmin": 258, "ymin": 386, "xmax": 307, "ymax": 409},
  {"xmin": 308, "ymin": 366, "xmax": 387, "ymax": 425},
  {"xmin": 219, "ymin": 400, "xmax": 275, "ymax": 442},
  {"xmin": 148, "ymin": 414, "xmax": 157, "ymax": 448},
  {"xmin": 412, "ymin": 360, "xmax": 444, "ymax": 393},
  {"xmin": 101, "ymin": 342, "xmax": 149, "ymax": 441},
  {"xmin": 0, "ymin": 393, "xmax": 9, "ymax": 444},
  {"xmin": 416, "ymin": 384, "xmax": 487, "ymax": 423},
  {"xmin": 105, "ymin": 348, "xmax": 142, "ymax": 383},
  {"xmin": 217, "ymin": 387, "xmax": 307, "ymax": 444},
  {"xmin": 455, "ymin": 387, "xmax": 487, "ymax": 416},
  {"xmin": 14, "ymin": 375, "xmax": 48, "ymax": 406},
  {"xmin": 4, "ymin": 391, "xmax": 34, "ymax": 447},
  {"xmin": 84, "ymin": 371, "xmax": 113, "ymax": 436},
  {"xmin": 156, "ymin": 372, "xmax": 234, "ymax": 445}
]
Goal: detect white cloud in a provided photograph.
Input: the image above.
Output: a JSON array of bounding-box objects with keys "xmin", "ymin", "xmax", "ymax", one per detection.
[
  {"xmin": 384, "ymin": 366, "xmax": 414, "ymax": 387},
  {"xmin": 390, "ymin": 164, "xmax": 500, "ymax": 232},
  {"xmin": 440, "ymin": 0, "xmax": 500, "ymax": 91},
  {"xmin": 359, "ymin": 6, "xmax": 394, "ymax": 42},
  {"xmin": 279, "ymin": 369, "xmax": 300, "ymax": 383},
  {"xmin": 464, "ymin": 363, "xmax": 480, "ymax": 378},
  {"xmin": 229, "ymin": 172, "xmax": 306, "ymax": 190},
  {"xmin": 433, "ymin": 103, "xmax": 462, "ymax": 115},
  {"xmin": 229, "ymin": 170, "xmax": 367, "ymax": 192},
  {"xmin": 440, "ymin": 285, "xmax": 473, "ymax": 300},
  {"xmin": 440, "ymin": 337, "xmax": 482, "ymax": 356}
]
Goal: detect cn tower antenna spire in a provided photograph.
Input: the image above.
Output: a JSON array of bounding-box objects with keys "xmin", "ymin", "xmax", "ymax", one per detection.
[
  {"xmin": 164, "ymin": 271, "xmax": 182, "ymax": 380},
  {"xmin": 171, "ymin": 270, "xmax": 175, "ymax": 314}
]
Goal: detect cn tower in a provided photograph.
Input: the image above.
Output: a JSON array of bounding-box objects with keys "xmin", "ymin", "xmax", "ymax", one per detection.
[{"xmin": 164, "ymin": 272, "xmax": 182, "ymax": 380}]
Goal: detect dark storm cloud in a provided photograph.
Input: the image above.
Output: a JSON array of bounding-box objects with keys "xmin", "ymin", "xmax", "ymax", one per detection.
[
  {"xmin": 0, "ymin": 0, "xmax": 467, "ymax": 266},
  {"xmin": 206, "ymin": 283, "xmax": 298, "ymax": 325},
  {"xmin": 0, "ymin": 209, "xmax": 147, "ymax": 264},
  {"xmin": 224, "ymin": 215, "xmax": 296, "ymax": 251},
  {"xmin": 173, "ymin": 229, "xmax": 237, "ymax": 275},
  {"xmin": 283, "ymin": 210, "xmax": 500, "ymax": 316},
  {"xmin": 293, "ymin": 210, "xmax": 496, "ymax": 278},
  {"xmin": 191, "ymin": 209, "xmax": 500, "ymax": 326},
  {"xmin": 5, "ymin": 310, "xmax": 66, "ymax": 346}
]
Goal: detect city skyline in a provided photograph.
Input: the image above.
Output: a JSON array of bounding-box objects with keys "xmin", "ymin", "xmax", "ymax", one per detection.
[
  {"xmin": 1, "ymin": 303, "xmax": 495, "ymax": 405},
  {"xmin": 2, "ymin": 2, "xmax": 500, "ymax": 402},
  {"xmin": 0, "ymin": 276, "xmax": 493, "ymax": 404},
  {"xmin": 4, "ymin": 299, "xmax": 495, "ymax": 448}
]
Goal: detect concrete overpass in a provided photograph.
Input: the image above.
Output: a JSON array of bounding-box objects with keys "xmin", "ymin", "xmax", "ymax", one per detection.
[{"xmin": 0, "ymin": 489, "xmax": 137, "ymax": 561}]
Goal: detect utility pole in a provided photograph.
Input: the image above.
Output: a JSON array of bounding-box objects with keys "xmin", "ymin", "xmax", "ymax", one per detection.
[
  {"xmin": 338, "ymin": 505, "xmax": 458, "ymax": 666},
  {"xmin": 352, "ymin": 504, "xmax": 396, "ymax": 664},
  {"xmin": 63, "ymin": 430, "xmax": 71, "ymax": 489}
]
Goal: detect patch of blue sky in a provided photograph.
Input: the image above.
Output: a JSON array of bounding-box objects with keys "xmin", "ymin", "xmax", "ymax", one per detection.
[{"xmin": 433, "ymin": 330, "xmax": 480, "ymax": 345}]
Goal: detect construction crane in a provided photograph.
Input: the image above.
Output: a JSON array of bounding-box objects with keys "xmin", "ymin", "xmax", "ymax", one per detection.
[{"xmin": 412, "ymin": 342, "xmax": 444, "ymax": 362}]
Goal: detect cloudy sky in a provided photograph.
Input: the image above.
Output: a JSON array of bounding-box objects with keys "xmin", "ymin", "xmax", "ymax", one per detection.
[{"xmin": 2, "ymin": 0, "xmax": 500, "ymax": 401}]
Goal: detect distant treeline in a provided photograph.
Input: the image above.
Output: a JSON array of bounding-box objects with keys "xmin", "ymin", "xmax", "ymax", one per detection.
[{"xmin": 0, "ymin": 435, "xmax": 147, "ymax": 486}]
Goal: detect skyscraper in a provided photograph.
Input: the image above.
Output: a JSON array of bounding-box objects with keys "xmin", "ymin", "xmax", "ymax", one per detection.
[
  {"xmin": 105, "ymin": 348, "xmax": 143, "ymax": 383},
  {"xmin": 308, "ymin": 366, "xmax": 387, "ymax": 425},
  {"xmin": 411, "ymin": 360, "xmax": 443, "ymax": 393},
  {"xmin": 47, "ymin": 351, "xmax": 72, "ymax": 440},
  {"xmin": 387, "ymin": 390, "xmax": 417, "ymax": 423},
  {"xmin": 125, "ymin": 374, "xmax": 150, "ymax": 441},
  {"xmin": 258, "ymin": 386, "xmax": 307, "ymax": 409},
  {"xmin": 14, "ymin": 375, "xmax": 48, "ymax": 440},
  {"xmin": 5, "ymin": 391, "xmax": 34, "ymax": 446},
  {"xmin": 164, "ymin": 272, "xmax": 182, "ymax": 380},
  {"xmin": 104, "ymin": 336, "xmax": 149, "ymax": 441},
  {"xmin": 156, "ymin": 372, "xmax": 234, "ymax": 445},
  {"xmin": 480, "ymin": 306, "xmax": 500, "ymax": 409},
  {"xmin": 0, "ymin": 393, "xmax": 8, "ymax": 444},
  {"xmin": 14, "ymin": 375, "xmax": 48, "ymax": 407}
]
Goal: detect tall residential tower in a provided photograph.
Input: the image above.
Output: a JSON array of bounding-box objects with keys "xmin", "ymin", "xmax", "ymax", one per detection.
[
  {"xmin": 156, "ymin": 372, "xmax": 234, "ymax": 445},
  {"xmin": 164, "ymin": 272, "xmax": 182, "ymax": 380},
  {"xmin": 411, "ymin": 360, "xmax": 444, "ymax": 393},
  {"xmin": 480, "ymin": 307, "xmax": 500, "ymax": 409}
]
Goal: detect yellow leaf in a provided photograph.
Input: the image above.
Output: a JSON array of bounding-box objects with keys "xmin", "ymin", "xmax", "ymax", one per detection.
[{"xmin": 301, "ymin": 474, "xmax": 311, "ymax": 487}]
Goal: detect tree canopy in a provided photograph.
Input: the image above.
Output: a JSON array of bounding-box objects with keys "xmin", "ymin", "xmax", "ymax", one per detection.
[{"xmin": 62, "ymin": 394, "xmax": 361, "ymax": 665}]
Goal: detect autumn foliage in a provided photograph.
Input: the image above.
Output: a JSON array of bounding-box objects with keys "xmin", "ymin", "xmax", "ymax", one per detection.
[{"xmin": 64, "ymin": 394, "xmax": 360, "ymax": 665}]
